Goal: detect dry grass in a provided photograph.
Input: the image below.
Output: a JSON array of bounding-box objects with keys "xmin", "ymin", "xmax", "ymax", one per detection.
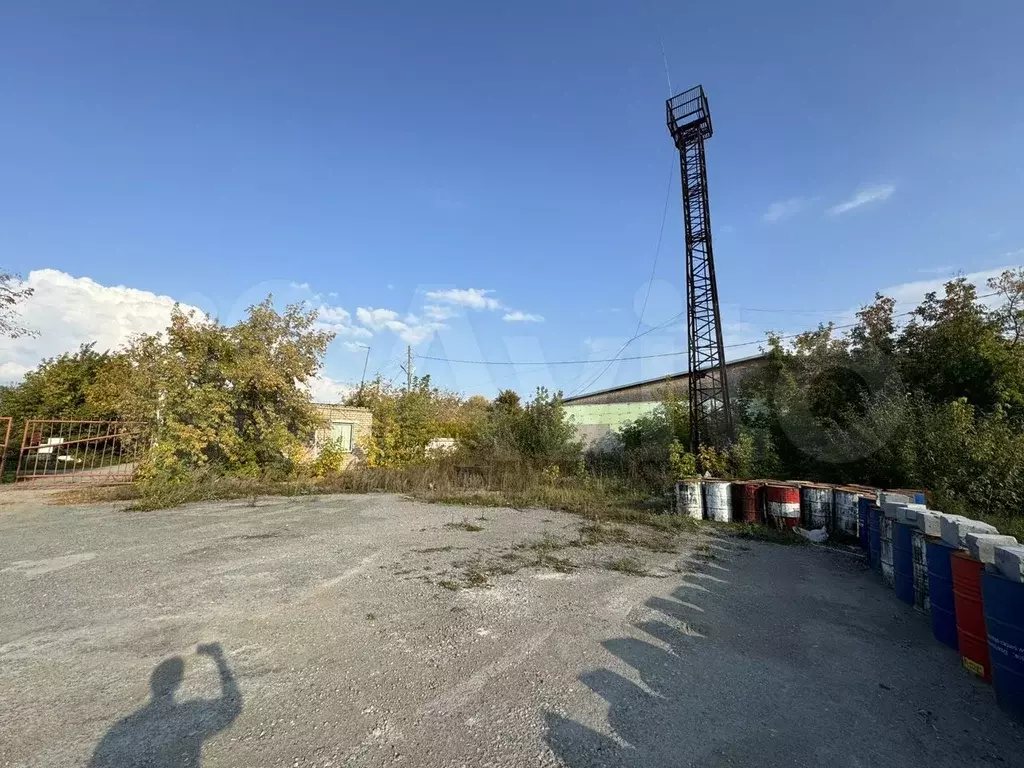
[
  {"xmin": 604, "ymin": 556, "xmax": 649, "ymax": 576},
  {"xmin": 443, "ymin": 519, "xmax": 484, "ymax": 532},
  {"xmin": 714, "ymin": 522, "xmax": 808, "ymax": 546},
  {"xmin": 48, "ymin": 465, "xmax": 690, "ymax": 537}
]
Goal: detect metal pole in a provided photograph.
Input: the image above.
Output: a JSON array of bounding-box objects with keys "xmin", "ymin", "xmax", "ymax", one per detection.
[
  {"xmin": 359, "ymin": 345, "xmax": 371, "ymax": 395},
  {"xmin": 406, "ymin": 345, "xmax": 413, "ymax": 391}
]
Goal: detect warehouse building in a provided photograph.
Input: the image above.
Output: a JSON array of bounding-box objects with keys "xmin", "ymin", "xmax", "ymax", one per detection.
[{"xmin": 563, "ymin": 353, "xmax": 768, "ymax": 449}]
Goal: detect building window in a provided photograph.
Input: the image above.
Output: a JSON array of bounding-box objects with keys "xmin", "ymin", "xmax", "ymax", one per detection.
[{"xmin": 330, "ymin": 421, "xmax": 355, "ymax": 452}]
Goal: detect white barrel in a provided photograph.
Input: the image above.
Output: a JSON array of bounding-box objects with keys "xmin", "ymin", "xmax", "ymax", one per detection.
[
  {"xmin": 880, "ymin": 516, "xmax": 895, "ymax": 588},
  {"xmin": 703, "ymin": 480, "xmax": 732, "ymax": 522},
  {"xmin": 675, "ymin": 479, "xmax": 703, "ymax": 519},
  {"xmin": 801, "ymin": 485, "xmax": 833, "ymax": 529},
  {"xmin": 833, "ymin": 488, "xmax": 861, "ymax": 537},
  {"xmin": 911, "ymin": 530, "xmax": 930, "ymax": 614}
]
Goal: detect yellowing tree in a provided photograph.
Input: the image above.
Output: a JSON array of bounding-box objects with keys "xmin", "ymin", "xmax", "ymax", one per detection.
[{"xmin": 104, "ymin": 298, "xmax": 333, "ymax": 479}]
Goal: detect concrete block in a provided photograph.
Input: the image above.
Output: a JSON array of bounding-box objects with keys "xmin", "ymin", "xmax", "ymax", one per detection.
[
  {"xmin": 878, "ymin": 491, "xmax": 910, "ymax": 507},
  {"xmin": 881, "ymin": 493, "xmax": 911, "ymax": 519},
  {"xmin": 966, "ymin": 533, "xmax": 1019, "ymax": 564},
  {"xmin": 994, "ymin": 545, "xmax": 1024, "ymax": 583},
  {"xmin": 940, "ymin": 514, "xmax": 998, "ymax": 549},
  {"xmin": 916, "ymin": 510, "xmax": 942, "ymax": 537},
  {"xmin": 897, "ymin": 504, "xmax": 927, "ymax": 525}
]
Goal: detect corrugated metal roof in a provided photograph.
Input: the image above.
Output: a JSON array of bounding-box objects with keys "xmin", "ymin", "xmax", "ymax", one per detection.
[{"xmin": 562, "ymin": 352, "xmax": 767, "ymax": 404}]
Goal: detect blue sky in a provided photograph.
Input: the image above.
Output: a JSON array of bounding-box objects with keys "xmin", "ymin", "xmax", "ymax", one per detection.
[{"xmin": 1, "ymin": 1, "xmax": 1022, "ymax": 398}]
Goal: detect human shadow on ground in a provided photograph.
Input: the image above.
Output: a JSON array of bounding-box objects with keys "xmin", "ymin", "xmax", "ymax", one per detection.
[
  {"xmin": 544, "ymin": 541, "xmax": 805, "ymax": 768},
  {"xmin": 89, "ymin": 642, "xmax": 242, "ymax": 768}
]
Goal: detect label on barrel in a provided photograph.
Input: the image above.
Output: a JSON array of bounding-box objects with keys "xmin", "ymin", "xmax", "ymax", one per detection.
[
  {"xmin": 962, "ymin": 656, "xmax": 986, "ymax": 678},
  {"xmin": 990, "ymin": 635, "xmax": 1024, "ymax": 663}
]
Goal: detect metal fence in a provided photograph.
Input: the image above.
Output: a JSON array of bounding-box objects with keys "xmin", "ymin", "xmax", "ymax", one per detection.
[
  {"xmin": 14, "ymin": 420, "xmax": 149, "ymax": 484},
  {"xmin": 0, "ymin": 417, "xmax": 11, "ymax": 479}
]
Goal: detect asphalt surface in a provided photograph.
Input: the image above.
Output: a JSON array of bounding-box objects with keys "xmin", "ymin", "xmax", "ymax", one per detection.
[{"xmin": 1, "ymin": 490, "xmax": 1021, "ymax": 767}]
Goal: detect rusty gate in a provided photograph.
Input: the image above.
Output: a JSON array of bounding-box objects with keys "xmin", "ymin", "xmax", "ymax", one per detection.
[
  {"xmin": 0, "ymin": 417, "xmax": 12, "ymax": 480},
  {"xmin": 15, "ymin": 420, "xmax": 149, "ymax": 484}
]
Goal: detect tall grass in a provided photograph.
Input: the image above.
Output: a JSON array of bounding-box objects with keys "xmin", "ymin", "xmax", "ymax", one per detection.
[{"xmin": 54, "ymin": 459, "xmax": 695, "ymax": 532}]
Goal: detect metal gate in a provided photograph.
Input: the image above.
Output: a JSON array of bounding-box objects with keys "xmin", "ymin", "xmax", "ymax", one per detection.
[
  {"xmin": 15, "ymin": 420, "xmax": 148, "ymax": 484},
  {"xmin": 0, "ymin": 417, "xmax": 12, "ymax": 480}
]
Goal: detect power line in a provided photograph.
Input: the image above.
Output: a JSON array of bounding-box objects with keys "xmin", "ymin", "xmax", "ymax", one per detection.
[
  {"xmin": 413, "ymin": 290, "xmax": 1006, "ymax": 368},
  {"xmin": 566, "ymin": 158, "xmax": 677, "ymax": 397}
]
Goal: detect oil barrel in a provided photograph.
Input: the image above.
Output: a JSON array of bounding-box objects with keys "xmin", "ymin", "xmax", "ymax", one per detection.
[
  {"xmin": 703, "ymin": 479, "xmax": 732, "ymax": 522},
  {"xmin": 982, "ymin": 572, "xmax": 1024, "ymax": 722},
  {"xmin": 952, "ymin": 551, "xmax": 991, "ymax": 681},
  {"xmin": 880, "ymin": 515, "xmax": 896, "ymax": 588},
  {"xmin": 869, "ymin": 505, "xmax": 882, "ymax": 572},
  {"xmin": 765, "ymin": 484, "xmax": 800, "ymax": 530},
  {"xmin": 893, "ymin": 522, "xmax": 916, "ymax": 605},
  {"xmin": 800, "ymin": 484, "xmax": 833, "ymax": 529},
  {"xmin": 732, "ymin": 482, "xmax": 763, "ymax": 524},
  {"xmin": 675, "ymin": 479, "xmax": 703, "ymax": 520},
  {"xmin": 858, "ymin": 496, "xmax": 873, "ymax": 551},
  {"xmin": 911, "ymin": 530, "xmax": 931, "ymax": 614},
  {"xmin": 926, "ymin": 539, "xmax": 959, "ymax": 650},
  {"xmin": 833, "ymin": 488, "xmax": 860, "ymax": 538}
]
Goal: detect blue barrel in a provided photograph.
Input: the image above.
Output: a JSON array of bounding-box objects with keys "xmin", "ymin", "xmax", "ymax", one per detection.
[
  {"xmin": 893, "ymin": 522, "xmax": 915, "ymax": 605},
  {"xmin": 868, "ymin": 505, "xmax": 882, "ymax": 572},
  {"xmin": 914, "ymin": 492, "xmax": 926, "ymax": 504},
  {"xmin": 858, "ymin": 497, "xmax": 872, "ymax": 551},
  {"xmin": 926, "ymin": 539, "xmax": 959, "ymax": 650},
  {"xmin": 983, "ymin": 572, "xmax": 1024, "ymax": 722}
]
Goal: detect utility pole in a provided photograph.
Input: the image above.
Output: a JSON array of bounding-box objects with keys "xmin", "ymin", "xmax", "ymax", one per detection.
[
  {"xmin": 357, "ymin": 344, "xmax": 371, "ymax": 401},
  {"xmin": 405, "ymin": 345, "xmax": 413, "ymax": 391}
]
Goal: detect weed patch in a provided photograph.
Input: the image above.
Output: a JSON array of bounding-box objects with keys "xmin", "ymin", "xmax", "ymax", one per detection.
[
  {"xmin": 444, "ymin": 519, "xmax": 484, "ymax": 532},
  {"xmin": 604, "ymin": 556, "xmax": 648, "ymax": 576},
  {"xmin": 715, "ymin": 522, "xmax": 807, "ymax": 546}
]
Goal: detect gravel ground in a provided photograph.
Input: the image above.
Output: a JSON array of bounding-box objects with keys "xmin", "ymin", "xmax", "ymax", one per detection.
[{"xmin": 0, "ymin": 489, "xmax": 1021, "ymax": 767}]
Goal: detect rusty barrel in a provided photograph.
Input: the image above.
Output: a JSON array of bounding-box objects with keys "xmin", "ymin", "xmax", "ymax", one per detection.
[
  {"xmin": 732, "ymin": 481, "xmax": 764, "ymax": 524},
  {"xmin": 765, "ymin": 483, "xmax": 800, "ymax": 530}
]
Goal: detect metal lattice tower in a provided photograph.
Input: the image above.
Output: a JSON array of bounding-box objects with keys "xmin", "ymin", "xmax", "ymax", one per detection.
[{"xmin": 666, "ymin": 85, "xmax": 733, "ymax": 453}]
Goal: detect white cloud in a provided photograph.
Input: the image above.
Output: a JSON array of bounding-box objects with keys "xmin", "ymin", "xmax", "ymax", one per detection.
[
  {"xmin": 0, "ymin": 269, "xmax": 203, "ymax": 381},
  {"xmin": 917, "ymin": 265, "xmax": 955, "ymax": 275},
  {"xmin": 316, "ymin": 304, "xmax": 372, "ymax": 339},
  {"xmin": 879, "ymin": 265, "xmax": 1018, "ymax": 310},
  {"xmin": 828, "ymin": 184, "xmax": 895, "ymax": 215},
  {"xmin": 0, "ymin": 361, "xmax": 32, "ymax": 384},
  {"xmin": 289, "ymin": 281, "xmax": 311, "ymax": 291},
  {"xmin": 424, "ymin": 304, "xmax": 459, "ymax": 321},
  {"xmin": 355, "ymin": 306, "xmax": 445, "ymax": 345},
  {"xmin": 425, "ymin": 287, "xmax": 502, "ymax": 311},
  {"xmin": 762, "ymin": 197, "xmax": 807, "ymax": 223},
  {"xmin": 306, "ymin": 373, "xmax": 353, "ymax": 404},
  {"xmin": 503, "ymin": 311, "xmax": 544, "ymax": 323}
]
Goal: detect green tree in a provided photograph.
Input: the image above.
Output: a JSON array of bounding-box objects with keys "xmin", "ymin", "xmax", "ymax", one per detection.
[
  {"xmin": 0, "ymin": 343, "xmax": 120, "ymax": 422},
  {"xmin": 113, "ymin": 299, "xmax": 334, "ymax": 478}
]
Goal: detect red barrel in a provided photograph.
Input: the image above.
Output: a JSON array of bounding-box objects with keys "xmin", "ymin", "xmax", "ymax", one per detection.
[
  {"xmin": 952, "ymin": 551, "xmax": 991, "ymax": 682},
  {"xmin": 765, "ymin": 484, "xmax": 800, "ymax": 530},
  {"xmin": 732, "ymin": 482, "xmax": 764, "ymax": 524}
]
